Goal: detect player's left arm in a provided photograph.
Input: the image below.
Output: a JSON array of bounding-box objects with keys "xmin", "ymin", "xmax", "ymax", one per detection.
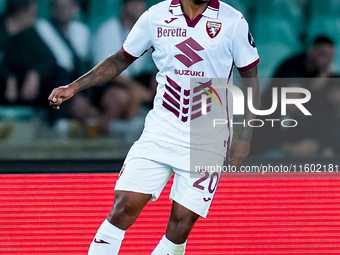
[{"xmin": 230, "ymin": 65, "xmax": 259, "ymax": 167}]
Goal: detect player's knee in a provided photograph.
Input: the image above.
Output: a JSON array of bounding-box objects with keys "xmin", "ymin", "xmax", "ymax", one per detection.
[
  {"xmin": 107, "ymin": 200, "xmax": 136, "ymax": 230},
  {"xmin": 110, "ymin": 197, "xmax": 137, "ymax": 218},
  {"xmin": 171, "ymin": 214, "xmax": 198, "ymax": 228},
  {"xmin": 107, "ymin": 191, "xmax": 150, "ymax": 229},
  {"xmin": 166, "ymin": 212, "xmax": 199, "ymax": 244},
  {"xmin": 168, "ymin": 210, "xmax": 199, "ymax": 234}
]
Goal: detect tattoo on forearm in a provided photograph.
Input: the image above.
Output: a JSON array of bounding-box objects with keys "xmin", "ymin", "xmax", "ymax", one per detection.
[
  {"xmin": 239, "ymin": 67, "xmax": 260, "ymax": 142},
  {"xmin": 74, "ymin": 51, "xmax": 133, "ymax": 92}
]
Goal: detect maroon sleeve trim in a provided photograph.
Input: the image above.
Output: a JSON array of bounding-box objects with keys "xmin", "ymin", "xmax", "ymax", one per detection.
[
  {"xmin": 237, "ymin": 58, "xmax": 260, "ymax": 72},
  {"xmin": 121, "ymin": 47, "xmax": 138, "ymax": 61}
]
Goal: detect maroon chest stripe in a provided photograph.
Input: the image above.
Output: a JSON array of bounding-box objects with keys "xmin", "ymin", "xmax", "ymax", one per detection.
[
  {"xmin": 167, "ymin": 76, "xmax": 181, "ymax": 92},
  {"xmin": 162, "ymin": 101, "xmax": 180, "ymax": 118},
  {"xmin": 192, "ymin": 97, "xmax": 212, "ymax": 111},
  {"xmin": 191, "ymin": 106, "xmax": 211, "ymax": 121},
  {"xmin": 164, "ymin": 92, "xmax": 180, "ymax": 109},
  {"xmin": 165, "ymin": 85, "xmax": 181, "ymax": 101}
]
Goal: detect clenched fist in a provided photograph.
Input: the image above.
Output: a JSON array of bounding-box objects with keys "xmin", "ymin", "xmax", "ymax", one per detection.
[{"xmin": 48, "ymin": 84, "xmax": 77, "ymax": 109}]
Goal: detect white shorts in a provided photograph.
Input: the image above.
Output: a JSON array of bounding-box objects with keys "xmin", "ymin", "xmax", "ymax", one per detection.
[{"xmin": 115, "ymin": 137, "xmax": 225, "ymax": 218}]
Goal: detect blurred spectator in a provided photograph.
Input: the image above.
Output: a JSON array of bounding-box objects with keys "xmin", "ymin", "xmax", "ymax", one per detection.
[
  {"xmin": 256, "ymin": 36, "xmax": 336, "ymax": 118},
  {"xmin": 71, "ymin": 0, "xmax": 157, "ymax": 142},
  {"xmin": 268, "ymin": 35, "xmax": 337, "ymax": 108},
  {"xmin": 0, "ymin": 0, "xmax": 39, "ymax": 104},
  {"xmin": 92, "ymin": 0, "xmax": 155, "ymax": 78},
  {"xmin": 274, "ymin": 35, "xmax": 336, "ymax": 79},
  {"xmin": 0, "ymin": 0, "xmax": 38, "ymax": 60},
  {"xmin": 70, "ymin": 75, "xmax": 155, "ymax": 141},
  {"xmin": 0, "ymin": 0, "xmax": 70, "ymax": 122},
  {"xmin": 36, "ymin": 0, "xmax": 91, "ymax": 80},
  {"xmin": 252, "ymin": 36, "xmax": 339, "ymax": 157}
]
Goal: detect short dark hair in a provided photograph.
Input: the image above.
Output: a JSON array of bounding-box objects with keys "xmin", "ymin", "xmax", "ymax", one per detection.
[
  {"xmin": 4, "ymin": 0, "xmax": 37, "ymax": 17},
  {"xmin": 313, "ymin": 35, "xmax": 335, "ymax": 46}
]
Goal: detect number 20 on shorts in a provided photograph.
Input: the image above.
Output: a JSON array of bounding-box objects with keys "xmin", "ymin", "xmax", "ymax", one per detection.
[{"xmin": 193, "ymin": 171, "xmax": 220, "ymax": 194}]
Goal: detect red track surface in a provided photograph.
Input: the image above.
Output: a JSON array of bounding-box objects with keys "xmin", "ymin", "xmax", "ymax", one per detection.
[{"xmin": 1, "ymin": 173, "xmax": 340, "ymax": 254}]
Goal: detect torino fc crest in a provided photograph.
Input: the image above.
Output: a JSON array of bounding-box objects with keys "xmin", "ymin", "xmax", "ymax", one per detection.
[{"xmin": 206, "ymin": 21, "xmax": 222, "ymax": 39}]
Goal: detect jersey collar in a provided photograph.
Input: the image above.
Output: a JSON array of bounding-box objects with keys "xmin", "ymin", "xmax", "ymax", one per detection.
[{"xmin": 169, "ymin": 0, "xmax": 220, "ymax": 19}]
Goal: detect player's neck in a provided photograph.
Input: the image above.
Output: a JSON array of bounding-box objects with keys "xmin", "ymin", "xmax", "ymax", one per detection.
[{"xmin": 180, "ymin": 0, "xmax": 209, "ymax": 20}]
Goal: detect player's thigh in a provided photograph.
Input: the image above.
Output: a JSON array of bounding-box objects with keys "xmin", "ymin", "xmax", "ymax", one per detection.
[
  {"xmin": 115, "ymin": 156, "xmax": 173, "ymax": 201},
  {"xmin": 170, "ymin": 149, "xmax": 225, "ymax": 218}
]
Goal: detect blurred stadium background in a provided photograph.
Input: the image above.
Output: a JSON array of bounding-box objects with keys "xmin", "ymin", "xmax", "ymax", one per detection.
[
  {"xmin": 0, "ymin": 0, "xmax": 339, "ymax": 159},
  {"xmin": 35, "ymin": 0, "xmax": 340, "ymax": 78},
  {"xmin": 1, "ymin": 0, "xmax": 340, "ymax": 254}
]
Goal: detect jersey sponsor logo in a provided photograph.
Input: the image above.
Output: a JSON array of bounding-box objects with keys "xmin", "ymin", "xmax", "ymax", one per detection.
[
  {"xmin": 94, "ymin": 238, "xmax": 110, "ymax": 244},
  {"xmin": 174, "ymin": 69, "xmax": 205, "ymax": 77},
  {"xmin": 175, "ymin": 37, "xmax": 204, "ymax": 68},
  {"xmin": 157, "ymin": 27, "xmax": 187, "ymax": 38},
  {"xmin": 206, "ymin": 21, "xmax": 222, "ymax": 39},
  {"xmin": 164, "ymin": 17, "xmax": 178, "ymax": 24}
]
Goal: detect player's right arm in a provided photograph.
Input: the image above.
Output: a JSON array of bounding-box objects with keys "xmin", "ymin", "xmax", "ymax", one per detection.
[{"xmin": 48, "ymin": 49, "xmax": 134, "ymax": 109}]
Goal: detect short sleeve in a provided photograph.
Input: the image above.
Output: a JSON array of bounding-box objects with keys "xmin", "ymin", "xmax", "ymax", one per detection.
[
  {"xmin": 122, "ymin": 9, "xmax": 152, "ymax": 59},
  {"xmin": 231, "ymin": 15, "xmax": 260, "ymax": 71}
]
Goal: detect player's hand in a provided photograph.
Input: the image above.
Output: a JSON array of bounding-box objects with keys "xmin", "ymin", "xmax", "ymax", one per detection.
[
  {"xmin": 48, "ymin": 84, "xmax": 77, "ymax": 109},
  {"xmin": 229, "ymin": 139, "xmax": 250, "ymax": 167}
]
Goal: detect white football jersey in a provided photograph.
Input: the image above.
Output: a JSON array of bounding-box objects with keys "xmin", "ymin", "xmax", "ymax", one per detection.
[{"xmin": 122, "ymin": 0, "xmax": 259, "ymax": 156}]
